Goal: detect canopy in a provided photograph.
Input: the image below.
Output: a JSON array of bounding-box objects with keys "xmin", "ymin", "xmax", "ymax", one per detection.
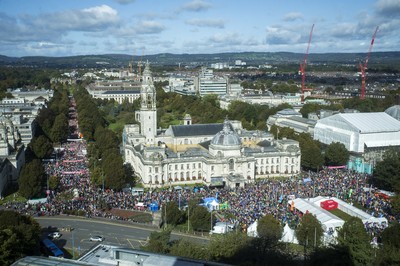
[
  {"xmin": 289, "ymin": 198, "xmax": 344, "ymax": 231},
  {"xmin": 320, "ymin": 199, "xmax": 338, "ymax": 211}
]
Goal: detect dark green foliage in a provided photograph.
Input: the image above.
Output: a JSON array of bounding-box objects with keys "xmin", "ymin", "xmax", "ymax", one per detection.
[
  {"xmin": 0, "ymin": 210, "xmax": 41, "ymax": 265},
  {"xmin": 102, "ymin": 149, "xmax": 127, "ymax": 190},
  {"xmin": 208, "ymin": 232, "xmax": 251, "ymax": 264},
  {"xmin": 308, "ymin": 245, "xmax": 354, "ymax": 266},
  {"xmin": 169, "ymin": 239, "xmax": 209, "ymax": 261},
  {"xmin": 189, "ymin": 205, "xmax": 211, "ymax": 232},
  {"xmin": 29, "ymin": 135, "xmax": 53, "ymax": 159},
  {"xmin": 50, "ymin": 113, "xmax": 69, "ymax": 143},
  {"xmin": 18, "ymin": 159, "xmax": 45, "ymax": 199},
  {"xmin": 163, "ymin": 201, "xmax": 184, "ymax": 226},
  {"xmin": 374, "ymin": 223, "xmax": 400, "ymax": 265},
  {"xmin": 257, "ymin": 214, "xmax": 283, "ymax": 247},
  {"xmin": 337, "ymin": 217, "xmax": 372, "ymax": 266},
  {"xmin": 325, "ymin": 142, "xmax": 350, "ymax": 166},
  {"xmin": 298, "ymin": 133, "xmax": 324, "ymax": 171},
  {"xmin": 142, "ymin": 229, "xmax": 172, "ymax": 254},
  {"xmin": 372, "ymin": 149, "xmax": 400, "ymax": 192},
  {"xmin": 295, "ymin": 213, "xmax": 324, "ymax": 249}
]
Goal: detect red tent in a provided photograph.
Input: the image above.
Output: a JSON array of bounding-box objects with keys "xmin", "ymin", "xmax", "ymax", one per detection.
[{"xmin": 320, "ymin": 199, "xmax": 338, "ymax": 211}]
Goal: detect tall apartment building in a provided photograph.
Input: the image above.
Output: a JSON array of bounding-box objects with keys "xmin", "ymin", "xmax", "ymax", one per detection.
[{"xmin": 194, "ymin": 67, "xmax": 227, "ymax": 96}]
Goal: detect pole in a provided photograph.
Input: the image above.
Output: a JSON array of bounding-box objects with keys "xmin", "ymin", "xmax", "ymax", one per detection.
[
  {"xmin": 164, "ymin": 204, "xmax": 167, "ymax": 229},
  {"xmin": 72, "ymin": 230, "xmax": 75, "ymax": 258},
  {"xmin": 187, "ymin": 206, "xmax": 190, "ymax": 232},
  {"xmin": 314, "ymin": 227, "xmax": 317, "ymax": 248},
  {"xmin": 210, "ymin": 211, "xmax": 213, "ymax": 232}
]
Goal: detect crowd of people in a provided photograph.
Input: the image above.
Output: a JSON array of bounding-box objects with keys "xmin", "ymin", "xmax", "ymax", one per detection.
[{"xmin": 3, "ymin": 96, "xmax": 397, "ymax": 237}]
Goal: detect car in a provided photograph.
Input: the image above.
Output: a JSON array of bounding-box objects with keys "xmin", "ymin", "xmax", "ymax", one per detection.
[
  {"xmin": 48, "ymin": 232, "xmax": 62, "ymax": 239},
  {"xmin": 90, "ymin": 236, "xmax": 104, "ymax": 242}
]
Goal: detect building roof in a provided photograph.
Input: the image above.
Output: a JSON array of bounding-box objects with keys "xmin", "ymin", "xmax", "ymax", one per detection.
[
  {"xmin": 102, "ymin": 90, "xmax": 140, "ymax": 95},
  {"xmin": 385, "ymin": 105, "xmax": 400, "ymax": 121},
  {"xmin": 318, "ymin": 112, "xmax": 400, "ymax": 133},
  {"xmin": 210, "ymin": 120, "xmax": 241, "ymax": 146},
  {"xmin": 170, "ymin": 123, "xmax": 223, "ymax": 137}
]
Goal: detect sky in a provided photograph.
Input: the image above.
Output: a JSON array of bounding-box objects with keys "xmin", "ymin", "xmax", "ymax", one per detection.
[{"xmin": 0, "ymin": 0, "xmax": 399, "ymax": 57}]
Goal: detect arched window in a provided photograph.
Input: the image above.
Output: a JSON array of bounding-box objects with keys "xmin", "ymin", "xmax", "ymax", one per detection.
[{"xmin": 229, "ymin": 159, "xmax": 234, "ymax": 171}]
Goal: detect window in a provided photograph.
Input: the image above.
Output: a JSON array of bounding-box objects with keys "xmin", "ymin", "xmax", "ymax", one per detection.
[
  {"xmin": 181, "ymin": 164, "xmax": 184, "ymax": 170},
  {"xmin": 229, "ymin": 159, "xmax": 234, "ymax": 171},
  {"xmin": 155, "ymin": 167, "xmax": 158, "ymax": 173},
  {"xmin": 211, "ymin": 166, "xmax": 214, "ymax": 171},
  {"xmin": 175, "ymin": 165, "xmax": 178, "ymax": 170},
  {"xmin": 186, "ymin": 164, "xmax": 190, "ymax": 169}
]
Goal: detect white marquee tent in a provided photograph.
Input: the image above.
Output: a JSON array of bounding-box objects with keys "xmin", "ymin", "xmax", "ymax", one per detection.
[
  {"xmin": 289, "ymin": 198, "xmax": 345, "ymax": 231},
  {"xmin": 314, "ymin": 112, "xmax": 400, "ymax": 153}
]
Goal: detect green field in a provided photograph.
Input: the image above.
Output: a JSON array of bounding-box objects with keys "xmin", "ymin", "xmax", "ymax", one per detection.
[{"xmin": 328, "ymin": 208, "xmax": 353, "ymax": 221}]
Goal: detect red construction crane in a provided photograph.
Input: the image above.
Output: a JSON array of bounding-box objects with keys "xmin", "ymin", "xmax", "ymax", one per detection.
[
  {"xmin": 359, "ymin": 26, "xmax": 379, "ymax": 100},
  {"xmin": 299, "ymin": 24, "xmax": 314, "ymax": 103}
]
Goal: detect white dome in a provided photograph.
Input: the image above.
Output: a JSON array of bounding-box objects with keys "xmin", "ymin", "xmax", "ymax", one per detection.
[{"xmin": 210, "ymin": 120, "xmax": 241, "ymax": 146}]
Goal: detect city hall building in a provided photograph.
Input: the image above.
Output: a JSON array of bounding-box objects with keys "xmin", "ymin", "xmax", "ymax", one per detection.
[{"xmin": 122, "ymin": 63, "xmax": 301, "ymax": 188}]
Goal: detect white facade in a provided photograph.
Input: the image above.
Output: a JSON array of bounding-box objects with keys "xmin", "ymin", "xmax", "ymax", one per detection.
[
  {"xmin": 195, "ymin": 68, "xmax": 227, "ymax": 96},
  {"xmin": 314, "ymin": 112, "xmax": 400, "ymax": 153},
  {"xmin": 123, "ymin": 63, "xmax": 301, "ymax": 188}
]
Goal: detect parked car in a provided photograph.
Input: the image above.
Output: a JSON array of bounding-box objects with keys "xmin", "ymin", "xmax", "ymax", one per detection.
[
  {"xmin": 90, "ymin": 236, "xmax": 104, "ymax": 242},
  {"xmin": 48, "ymin": 232, "xmax": 62, "ymax": 239}
]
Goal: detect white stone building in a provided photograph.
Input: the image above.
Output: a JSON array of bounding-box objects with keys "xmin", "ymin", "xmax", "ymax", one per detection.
[{"xmin": 123, "ymin": 63, "xmax": 301, "ymax": 188}]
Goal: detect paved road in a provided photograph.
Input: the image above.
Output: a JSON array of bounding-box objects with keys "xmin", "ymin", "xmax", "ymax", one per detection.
[{"xmin": 36, "ymin": 216, "xmax": 209, "ymax": 257}]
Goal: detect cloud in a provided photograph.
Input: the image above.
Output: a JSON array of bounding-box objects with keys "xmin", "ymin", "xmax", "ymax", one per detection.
[
  {"xmin": 180, "ymin": 0, "xmax": 212, "ymax": 12},
  {"xmin": 18, "ymin": 5, "xmax": 120, "ymax": 34},
  {"xmin": 376, "ymin": 0, "xmax": 400, "ymax": 17},
  {"xmin": 283, "ymin": 12, "xmax": 303, "ymax": 22},
  {"xmin": 185, "ymin": 18, "xmax": 224, "ymax": 28},
  {"xmin": 265, "ymin": 26, "xmax": 301, "ymax": 45},
  {"xmin": 134, "ymin": 21, "xmax": 166, "ymax": 34}
]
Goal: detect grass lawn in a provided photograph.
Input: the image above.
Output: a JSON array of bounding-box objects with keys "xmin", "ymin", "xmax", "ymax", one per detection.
[{"xmin": 328, "ymin": 208, "xmax": 353, "ymax": 221}]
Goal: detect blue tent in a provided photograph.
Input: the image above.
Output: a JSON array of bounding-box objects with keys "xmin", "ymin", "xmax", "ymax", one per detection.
[{"xmin": 149, "ymin": 202, "xmax": 159, "ymax": 212}]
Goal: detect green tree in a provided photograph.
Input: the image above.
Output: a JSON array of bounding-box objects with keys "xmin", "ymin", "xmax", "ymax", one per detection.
[
  {"xmin": 337, "ymin": 217, "xmax": 372, "ymax": 266},
  {"xmin": 298, "ymin": 135, "xmax": 324, "ymax": 171},
  {"xmin": 295, "ymin": 213, "xmax": 324, "ymax": 250},
  {"xmin": 29, "ymin": 135, "xmax": 53, "ymax": 159},
  {"xmin": 48, "ymin": 175, "xmax": 59, "ymax": 191},
  {"xmin": 372, "ymin": 149, "xmax": 400, "ymax": 192},
  {"xmin": 142, "ymin": 229, "xmax": 171, "ymax": 254},
  {"xmin": 300, "ymin": 103, "xmax": 322, "ymax": 118},
  {"xmin": 189, "ymin": 205, "xmax": 211, "ymax": 232},
  {"xmin": 50, "ymin": 113, "xmax": 68, "ymax": 143},
  {"xmin": 374, "ymin": 222, "xmax": 400, "ymax": 266},
  {"xmin": 308, "ymin": 245, "xmax": 353, "ymax": 266},
  {"xmin": 0, "ymin": 210, "xmax": 41, "ymax": 265},
  {"xmin": 169, "ymin": 239, "xmax": 209, "ymax": 261},
  {"xmin": 18, "ymin": 159, "xmax": 45, "ymax": 199},
  {"xmin": 162, "ymin": 201, "xmax": 184, "ymax": 227},
  {"xmin": 102, "ymin": 150, "xmax": 127, "ymax": 190},
  {"xmin": 257, "ymin": 214, "xmax": 283, "ymax": 247},
  {"xmin": 208, "ymin": 232, "xmax": 251, "ymax": 264},
  {"xmin": 325, "ymin": 142, "xmax": 350, "ymax": 166}
]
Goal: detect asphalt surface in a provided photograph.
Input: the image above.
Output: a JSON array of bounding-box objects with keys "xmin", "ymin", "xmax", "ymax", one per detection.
[{"xmin": 36, "ymin": 215, "xmax": 209, "ymax": 257}]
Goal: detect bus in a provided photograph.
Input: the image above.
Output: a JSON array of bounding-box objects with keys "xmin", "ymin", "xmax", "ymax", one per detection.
[{"xmin": 40, "ymin": 238, "xmax": 64, "ymax": 258}]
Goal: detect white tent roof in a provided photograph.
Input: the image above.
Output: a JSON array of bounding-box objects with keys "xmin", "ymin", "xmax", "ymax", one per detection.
[
  {"xmin": 316, "ymin": 112, "xmax": 400, "ymax": 134},
  {"xmin": 281, "ymin": 223, "xmax": 298, "ymax": 244},
  {"xmin": 247, "ymin": 220, "xmax": 258, "ymax": 237},
  {"xmin": 328, "ymin": 197, "xmax": 388, "ymax": 226},
  {"xmin": 290, "ymin": 198, "xmax": 344, "ymax": 230}
]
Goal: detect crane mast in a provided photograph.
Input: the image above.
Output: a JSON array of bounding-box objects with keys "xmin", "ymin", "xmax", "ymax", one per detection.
[
  {"xmin": 300, "ymin": 24, "xmax": 314, "ymax": 103},
  {"xmin": 360, "ymin": 26, "xmax": 379, "ymax": 99}
]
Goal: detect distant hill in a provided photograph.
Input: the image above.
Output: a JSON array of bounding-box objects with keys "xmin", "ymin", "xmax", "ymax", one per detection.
[{"xmin": 0, "ymin": 51, "xmax": 399, "ymax": 69}]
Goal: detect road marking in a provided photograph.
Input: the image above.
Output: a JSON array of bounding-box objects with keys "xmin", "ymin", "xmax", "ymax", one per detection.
[{"xmin": 126, "ymin": 239, "xmax": 135, "ymax": 249}]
